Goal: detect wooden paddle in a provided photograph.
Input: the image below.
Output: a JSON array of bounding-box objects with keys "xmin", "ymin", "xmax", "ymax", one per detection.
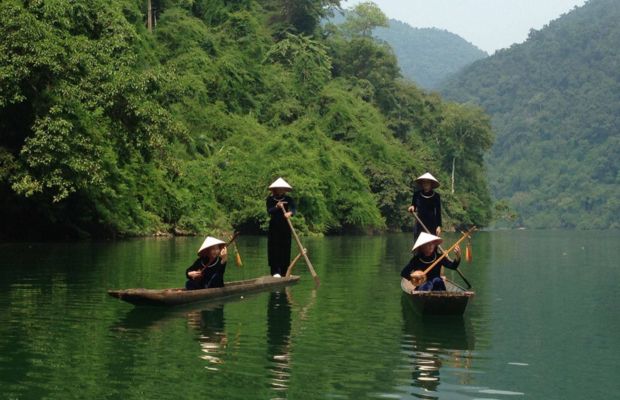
[
  {"xmin": 227, "ymin": 232, "xmax": 243, "ymax": 267},
  {"xmin": 410, "ymin": 226, "xmax": 476, "ymax": 288},
  {"xmin": 411, "ymin": 211, "xmax": 472, "ymax": 289},
  {"xmin": 280, "ymin": 205, "xmax": 320, "ymax": 286},
  {"xmin": 226, "ymin": 231, "xmax": 241, "ymax": 248},
  {"xmin": 285, "ymin": 251, "xmax": 304, "ymax": 277}
]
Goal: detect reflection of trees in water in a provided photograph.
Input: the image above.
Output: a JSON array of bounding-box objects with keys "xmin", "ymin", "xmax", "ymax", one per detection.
[
  {"xmin": 187, "ymin": 305, "xmax": 227, "ymax": 370},
  {"xmin": 401, "ymin": 296, "xmax": 475, "ymax": 397}
]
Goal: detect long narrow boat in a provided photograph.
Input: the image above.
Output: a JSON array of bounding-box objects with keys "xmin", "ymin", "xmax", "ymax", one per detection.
[
  {"xmin": 108, "ymin": 275, "xmax": 300, "ymax": 306},
  {"xmin": 401, "ymin": 278, "xmax": 474, "ymax": 315}
]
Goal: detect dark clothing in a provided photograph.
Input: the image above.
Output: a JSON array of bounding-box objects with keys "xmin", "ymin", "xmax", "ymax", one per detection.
[
  {"xmin": 267, "ymin": 194, "xmax": 296, "ymax": 276},
  {"xmin": 400, "ymin": 251, "xmax": 460, "ymax": 291},
  {"xmin": 411, "ymin": 190, "xmax": 442, "ymax": 240},
  {"xmin": 185, "ymin": 256, "xmax": 227, "ymax": 290}
]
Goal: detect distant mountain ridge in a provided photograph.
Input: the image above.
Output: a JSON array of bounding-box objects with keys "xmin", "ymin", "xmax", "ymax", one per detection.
[
  {"xmin": 326, "ymin": 13, "xmax": 488, "ymax": 90},
  {"xmin": 440, "ymin": 0, "xmax": 620, "ymax": 229},
  {"xmin": 374, "ymin": 19, "xmax": 488, "ymax": 89}
]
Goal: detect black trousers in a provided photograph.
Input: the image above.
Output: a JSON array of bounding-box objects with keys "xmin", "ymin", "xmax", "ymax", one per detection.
[{"xmin": 268, "ymin": 226, "xmax": 292, "ymax": 276}]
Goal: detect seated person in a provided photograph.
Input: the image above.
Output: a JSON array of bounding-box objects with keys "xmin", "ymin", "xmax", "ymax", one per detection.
[
  {"xmin": 186, "ymin": 236, "xmax": 228, "ymax": 290},
  {"xmin": 401, "ymin": 232, "xmax": 460, "ymax": 291}
]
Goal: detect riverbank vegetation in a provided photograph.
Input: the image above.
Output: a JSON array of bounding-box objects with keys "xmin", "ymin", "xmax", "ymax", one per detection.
[{"xmin": 0, "ymin": 0, "xmax": 494, "ymax": 239}]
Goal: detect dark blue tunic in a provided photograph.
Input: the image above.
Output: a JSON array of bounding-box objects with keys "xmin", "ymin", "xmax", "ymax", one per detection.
[
  {"xmin": 185, "ymin": 256, "xmax": 227, "ymax": 290},
  {"xmin": 266, "ymin": 194, "xmax": 296, "ymax": 276},
  {"xmin": 411, "ymin": 190, "xmax": 442, "ymax": 239}
]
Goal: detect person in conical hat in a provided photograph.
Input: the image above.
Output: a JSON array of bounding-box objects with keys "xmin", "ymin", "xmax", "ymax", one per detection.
[
  {"xmin": 185, "ymin": 236, "xmax": 228, "ymax": 290},
  {"xmin": 411, "ymin": 232, "xmax": 443, "ymax": 252},
  {"xmin": 268, "ymin": 177, "xmax": 293, "ymax": 191},
  {"xmin": 400, "ymin": 232, "xmax": 461, "ymax": 292},
  {"xmin": 266, "ymin": 177, "xmax": 296, "ymax": 277},
  {"xmin": 407, "ymin": 172, "xmax": 442, "ymax": 240},
  {"xmin": 415, "ymin": 172, "xmax": 440, "ymax": 189},
  {"xmin": 197, "ymin": 236, "xmax": 226, "ymax": 256}
]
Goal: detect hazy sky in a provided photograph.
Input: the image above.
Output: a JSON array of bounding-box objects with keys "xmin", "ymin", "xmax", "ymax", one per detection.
[{"xmin": 341, "ymin": 0, "xmax": 588, "ymax": 54}]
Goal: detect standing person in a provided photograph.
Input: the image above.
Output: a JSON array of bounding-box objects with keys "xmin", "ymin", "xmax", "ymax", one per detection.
[
  {"xmin": 400, "ymin": 232, "xmax": 461, "ymax": 292},
  {"xmin": 185, "ymin": 236, "xmax": 228, "ymax": 290},
  {"xmin": 407, "ymin": 172, "xmax": 442, "ymax": 240},
  {"xmin": 266, "ymin": 177, "xmax": 296, "ymax": 278}
]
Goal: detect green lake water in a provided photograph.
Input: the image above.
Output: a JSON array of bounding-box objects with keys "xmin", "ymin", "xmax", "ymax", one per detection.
[{"xmin": 1, "ymin": 230, "xmax": 619, "ymax": 399}]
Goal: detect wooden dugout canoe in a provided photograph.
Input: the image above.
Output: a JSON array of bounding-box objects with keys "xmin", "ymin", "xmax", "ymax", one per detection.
[
  {"xmin": 108, "ymin": 275, "xmax": 300, "ymax": 306},
  {"xmin": 401, "ymin": 278, "xmax": 474, "ymax": 316}
]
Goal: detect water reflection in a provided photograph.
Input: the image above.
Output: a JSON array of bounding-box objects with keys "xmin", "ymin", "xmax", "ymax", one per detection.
[
  {"xmin": 266, "ymin": 289, "xmax": 292, "ymax": 396},
  {"xmin": 111, "ymin": 307, "xmax": 174, "ymax": 331},
  {"xmin": 400, "ymin": 296, "xmax": 475, "ymax": 398},
  {"xmin": 187, "ymin": 305, "xmax": 228, "ymax": 370}
]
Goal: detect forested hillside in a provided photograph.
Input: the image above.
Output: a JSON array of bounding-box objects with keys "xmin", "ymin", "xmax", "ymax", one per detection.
[
  {"xmin": 0, "ymin": 0, "xmax": 493, "ymax": 239},
  {"xmin": 441, "ymin": 0, "xmax": 620, "ymax": 229},
  {"xmin": 374, "ymin": 20, "xmax": 487, "ymax": 89}
]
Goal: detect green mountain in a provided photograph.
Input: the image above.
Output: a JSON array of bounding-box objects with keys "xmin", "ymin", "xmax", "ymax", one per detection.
[
  {"xmin": 441, "ymin": 0, "xmax": 620, "ymax": 229},
  {"xmin": 374, "ymin": 20, "xmax": 487, "ymax": 90},
  {"xmin": 0, "ymin": 0, "xmax": 493, "ymax": 239}
]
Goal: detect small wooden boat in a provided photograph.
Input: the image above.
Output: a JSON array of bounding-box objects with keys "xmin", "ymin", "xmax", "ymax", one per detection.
[
  {"xmin": 401, "ymin": 278, "xmax": 474, "ymax": 315},
  {"xmin": 108, "ymin": 275, "xmax": 300, "ymax": 306}
]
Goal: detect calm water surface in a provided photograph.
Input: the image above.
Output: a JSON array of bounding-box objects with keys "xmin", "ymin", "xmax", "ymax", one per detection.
[{"xmin": 0, "ymin": 231, "xmax": 619, "ymax": 399}]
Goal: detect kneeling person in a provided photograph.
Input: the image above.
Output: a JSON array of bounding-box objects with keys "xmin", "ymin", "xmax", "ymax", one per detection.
[{"xmin": 186, "ymin": 236, "xmax": 228, "ymax": 290}]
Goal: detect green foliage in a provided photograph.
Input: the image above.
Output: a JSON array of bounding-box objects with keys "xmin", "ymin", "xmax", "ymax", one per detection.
[
  {"xmin": 340, "ymin": 1, "xmax": 388, "ymax": 37},
  {"xmin": 0, "ymin": 0, "xmax": 494, "ymax": 239},
  {"xmin": 434, "ymin": 103, "xmax": 494, "ymax": 172},
  {"xmin": 327, "ymin": 34, "xmax": 401, "ymax": 112},
  {"xmin": 0, "ymin": 0, "xmax": 185, "ymax": 236},
  {"xmin": 264, "ymin": 32, "xmax": 332, "ymax": 100},
  {"xmin": 261, "ymin": 0, "xmax": 340, "ymax": 36},
  {"xmin": 441, "ymin": 0, "xmax": 620, "ymax": 229}
]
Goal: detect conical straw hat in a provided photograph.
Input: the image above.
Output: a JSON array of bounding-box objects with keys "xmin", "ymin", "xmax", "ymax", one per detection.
[
  {"xmin": 411, "ymin": 232, "xmax": 443, "ymax": 252},
  {"xmin": 268, "ymin": 177, "xmax": 292, "ymax": 190},
  {"xmin": 415, "ymin": 172, "xmax": 440, "ymax": 189},
  {"xmin": 197, "ymin": 236, "xmax": 226, "ymax": 255}
]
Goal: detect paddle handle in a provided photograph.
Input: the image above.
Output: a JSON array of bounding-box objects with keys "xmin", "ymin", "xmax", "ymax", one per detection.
[
  {"xmin": 411, "ymin": 210, "xmax": 439, "ymax": 236},
  {"xmin": 285, "ymin": 216, "xmax": 320, "ymax": 286},
  {"xmin": 226, "ymin": 231, "xmax": 240, "ymax": 247},
  {"xmin": 455, "ymin": 268, "xmax": 472, "ymax": 290},
  {"xmin": 285, "ymin": 251, "xmax": 304, "ymax": 277}
]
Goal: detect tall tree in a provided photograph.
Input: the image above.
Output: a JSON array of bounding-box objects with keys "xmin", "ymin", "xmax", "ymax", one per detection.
[{"xmin": 341, "ymin": 1, "xmax": 388, "ymax": 37}]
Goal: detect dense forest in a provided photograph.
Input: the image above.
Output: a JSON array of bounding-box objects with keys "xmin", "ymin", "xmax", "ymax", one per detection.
[
  {"xmin": 374, "ymin": 20, "xmax": 487, "ymax": 90},
  {"xmin": 0, "ymin": 0, "xmax": 494, "ymax": 240},
  {"xmin": 441, "ymin": 0, "xmax": 620, "ymax": 229}
]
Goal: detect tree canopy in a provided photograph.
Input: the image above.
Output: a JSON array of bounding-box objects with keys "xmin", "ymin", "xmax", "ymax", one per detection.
[{"xmin": 0, "ymin": 0, "xmax": 494, "ymax": 239}]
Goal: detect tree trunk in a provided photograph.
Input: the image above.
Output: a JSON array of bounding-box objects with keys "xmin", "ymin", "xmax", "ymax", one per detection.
[
  {"xmin": 147, "ymin": 0, "xmax": 153, "ymax": 32},
  {"xmin": 451, "ymin": 156, "xmax": 456, "ymax": 194}
]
